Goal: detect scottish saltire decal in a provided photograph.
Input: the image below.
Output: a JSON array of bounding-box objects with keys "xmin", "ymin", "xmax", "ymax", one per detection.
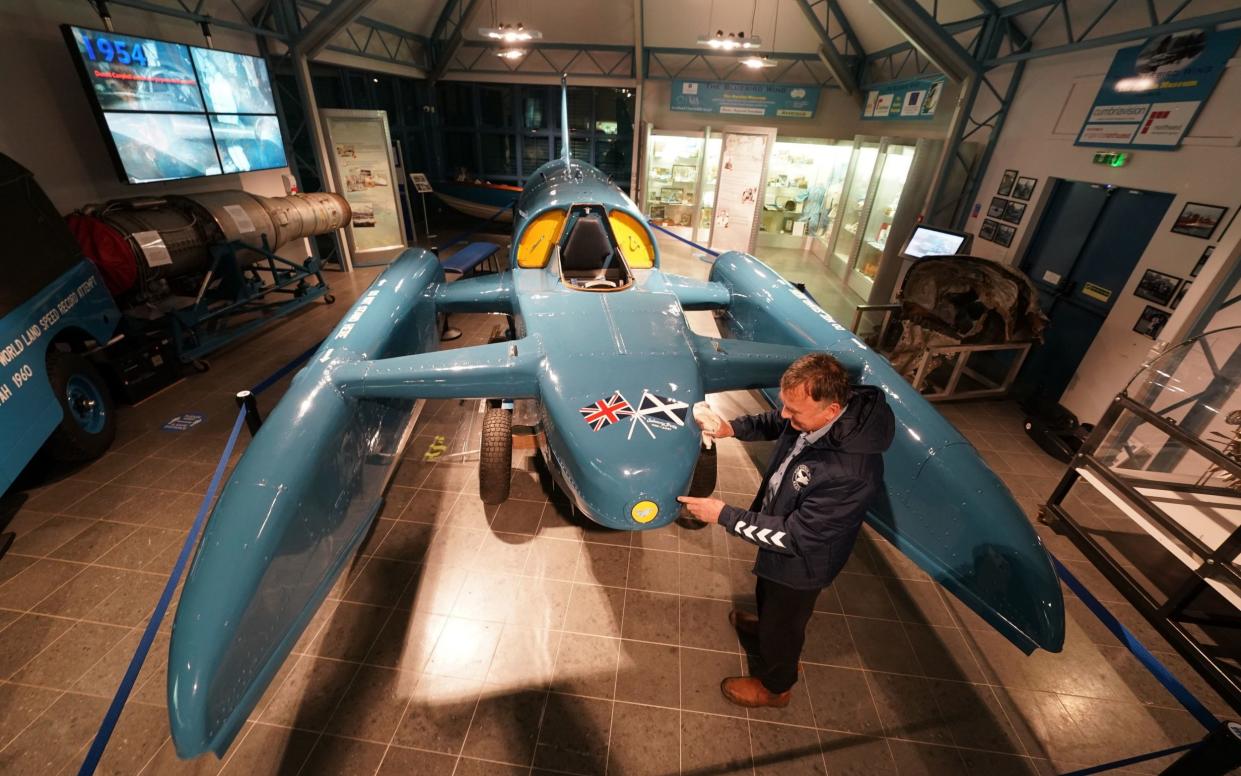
[
  {"xmin": 580, "ymin": 391, "xmax": 633, "ymax": 431},
  {"xmin": 628, "ymin": 390, "xmax": 689, "ymax": 439}
]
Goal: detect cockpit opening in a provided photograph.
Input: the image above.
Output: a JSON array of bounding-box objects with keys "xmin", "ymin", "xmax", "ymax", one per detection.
[{"xmin": 558, "ymin": 205, "xmax": 633, "ymax": 291}]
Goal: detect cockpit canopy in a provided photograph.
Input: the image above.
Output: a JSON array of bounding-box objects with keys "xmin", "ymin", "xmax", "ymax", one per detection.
[
  {"xmin": 559, "ymin": 208, "xmax": 631, "ymax": 290},
  {"xmin": 514, "ymin": 203, "xmax": 657, "ymax": 290}
]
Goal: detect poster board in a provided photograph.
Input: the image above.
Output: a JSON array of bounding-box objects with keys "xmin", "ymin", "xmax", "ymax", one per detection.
[
  {"xmin": 320, "ymin": 109, "xmax": 406, "ymax": 263},
  {"xmin": 861, "ymin": 75, "xmax": 946, "ymax": 121},
  {"xmin": 1075, "ymin": 28, "xmax": 1241, "ymax": 150},
  {"xmin": 670, "ymin": 80, "xmax": 819, "ymax": 119},
  {"xmin": 708, "ymin": 127, "xmax": 775, "ymax": 255}
]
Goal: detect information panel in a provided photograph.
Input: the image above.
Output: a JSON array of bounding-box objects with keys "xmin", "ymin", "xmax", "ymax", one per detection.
[
  {"xmin": 671, "ymin": 80, "xmax": 819, "ymax": 119},
  {"xmin": 862, "ymin": 75, "xmax": 946, "ymax": 121},
  {"xmin": 322, "ymin": 110, "xmax": 406, "ymax": 258},
  {"xmin": 709, "ymin": 131, "xmax": 770, "ymax": 255},
  {"xmin": 1076, "ymin": 28, "xmax": 1240, "ymax": 150}
]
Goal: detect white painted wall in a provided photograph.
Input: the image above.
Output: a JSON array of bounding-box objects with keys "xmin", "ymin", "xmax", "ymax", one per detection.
[
  {"xmin": 964, "ymin": 34, "xmax": 1241, "ymax": 424},
  {"xmin": 0, "ymin": 1, "xmax": 293, "ymax": 213}
]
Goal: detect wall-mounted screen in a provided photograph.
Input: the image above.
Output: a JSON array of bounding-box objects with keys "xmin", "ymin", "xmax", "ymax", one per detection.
[
  {"xmin": 901, "ymin": 224, "xmax": 970, "ymax": 258},
  {"xmin": 63, "ymin": 25, "xmax": 287, "ymax": 184}
]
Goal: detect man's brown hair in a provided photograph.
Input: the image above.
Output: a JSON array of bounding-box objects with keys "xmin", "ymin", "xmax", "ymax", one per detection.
[{"xmin": 781, "ymin": 353, "xmax": 850, "ymax": 406}]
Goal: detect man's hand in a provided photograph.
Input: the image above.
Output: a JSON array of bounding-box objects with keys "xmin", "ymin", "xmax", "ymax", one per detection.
[
  {"xmin": 691, "ymin": 403, "xmax": 734, "ymax": 442},
  {"xmin": 677, "ymin": 496, "xmax": 725, "ymax": 524}
]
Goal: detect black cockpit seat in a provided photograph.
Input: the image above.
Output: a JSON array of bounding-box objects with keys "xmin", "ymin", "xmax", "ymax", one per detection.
[{"xmin": 559, "ymin": 211, "xmax": 632, "ymax": 290}]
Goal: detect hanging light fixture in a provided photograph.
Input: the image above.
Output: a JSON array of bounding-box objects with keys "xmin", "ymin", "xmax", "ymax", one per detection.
[
  {"xmin": 479, "ymin": 22, "xmax": 543, "ymax": 42},
  {"xmin": 738, "ymin": 2, "xmax": 780, "ymax": 69},
  {"xmin": 696, "ymin": 30, "xmax": 762, "ymax": 50},
  {"xmin": 496, "ymin": 47, "xmax": 526, "ymax": 59}
]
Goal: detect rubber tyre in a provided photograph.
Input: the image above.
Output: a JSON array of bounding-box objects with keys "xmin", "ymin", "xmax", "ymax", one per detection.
[
  {"xmin": 688, "ymin": 443, "xmax": 717, "ymax": 497},
  {"xmin": 45, "ymin": 351, "xmax": 116, "ymax": 463},
  {"xmin": 479, "ymin": 406, "xmax": 513, "ymax": 505}
]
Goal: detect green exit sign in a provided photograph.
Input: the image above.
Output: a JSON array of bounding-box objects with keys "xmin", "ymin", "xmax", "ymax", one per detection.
[{"xmin": 1092, "ymin": 151, "xmax": 1129, "ymax": 167}]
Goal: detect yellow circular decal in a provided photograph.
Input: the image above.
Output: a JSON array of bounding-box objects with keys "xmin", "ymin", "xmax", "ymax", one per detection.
[{"xmin": 631, "ymin": 500, "xmax": 659, "ymax": 524}]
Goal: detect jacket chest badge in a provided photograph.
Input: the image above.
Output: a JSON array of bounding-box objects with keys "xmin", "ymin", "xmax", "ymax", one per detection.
[{"xmin": 792, "ymin": 464, "xmax": 811, "ymax": 491}]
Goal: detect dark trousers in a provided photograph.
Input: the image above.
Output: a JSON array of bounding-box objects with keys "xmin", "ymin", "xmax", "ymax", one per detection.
[{"xmin": 756, "ymin": 576, "xmax": 822, "ymax": 694}]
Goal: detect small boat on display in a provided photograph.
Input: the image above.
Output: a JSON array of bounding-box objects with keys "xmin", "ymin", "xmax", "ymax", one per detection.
[{"xmin": 434, "ymin": 177, "xmax": 521, "ymax": 222}]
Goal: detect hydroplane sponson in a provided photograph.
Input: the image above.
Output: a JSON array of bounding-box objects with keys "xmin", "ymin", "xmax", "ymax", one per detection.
[{"xmin": 168, "ymin": 77, "xmax": 1064, "ymax": 758}]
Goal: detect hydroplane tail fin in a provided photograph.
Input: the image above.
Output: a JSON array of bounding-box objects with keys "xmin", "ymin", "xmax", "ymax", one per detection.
[{"xmin": 560, "ymin": 73, "xmax": 571, "ymax": 162}]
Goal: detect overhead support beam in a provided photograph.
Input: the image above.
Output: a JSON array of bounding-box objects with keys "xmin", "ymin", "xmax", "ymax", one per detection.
[
  {"xmin": 816, "ymin": 45, "xmax": 856, "ymax": 96},
  {"xmin": 104, "ymin": 0, "xmax": 287, "ymax": 39},
  {"xmin": 989, "ymin": 6, "xmax": 1241, "ymax": 66},
  {"xmin": 869, "ymin": 0, "xmax": 979, "ymax": 82},
  {"xmin": 795, "ymin": 0, "xmax": 858, "ymax": 95},
  {"xmin": 293, "ymin": 0, "xmax": 378, "ymax": 58},
  {"xmin": 430, "ymin": 0, "xmax": 484, "ymax": 81}
]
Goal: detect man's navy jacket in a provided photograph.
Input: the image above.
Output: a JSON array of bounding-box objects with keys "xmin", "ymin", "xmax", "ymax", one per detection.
[{"xmin": 717, "ymin": 385, "xmax": 895, "ymax": 590}]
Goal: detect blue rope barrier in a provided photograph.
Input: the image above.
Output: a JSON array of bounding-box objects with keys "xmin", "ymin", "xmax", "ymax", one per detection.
[
  {"xmin": 251, "ymin": 339, "xmax": 324, "ymax": 395},
  {"xmin": 1051, "ymin": 555, "xmax": 1219, "ymax": 731},
  {"xmin": 77, "ymin": 407, "xmax": 249, "ymax": 776},
  {"xmin": 1056, "ymin": 741, "xmax": 1199, "ymax": 776},
  {"xmin": 649, "ymin": 222, "xmax": 719, "ymax": 258}
]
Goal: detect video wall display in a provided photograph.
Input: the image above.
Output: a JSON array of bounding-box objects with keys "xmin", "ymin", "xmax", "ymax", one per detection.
[{"xmin": 63, "ymin": 25, "xmax": 287, "ymax": 184}]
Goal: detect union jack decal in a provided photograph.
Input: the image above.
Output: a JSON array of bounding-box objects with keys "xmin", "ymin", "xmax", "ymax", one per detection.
[{"xmin": 580, "ymin": 391, "xmax": 633, "ymax": 431}]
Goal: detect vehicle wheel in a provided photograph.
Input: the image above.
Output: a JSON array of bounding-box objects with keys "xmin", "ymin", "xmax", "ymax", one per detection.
[
  {"xmin": 324, "ymin": 294, "xmax": 336, "ymax": 304},
  {"xmin": 192, "ymin": 359, "xmax": 211, "ymax": 373},
  {"xmin": 45, "ymin": 351, "xmax": 116, "ymax": 463},
  {"xmin": 479, "ymin": 406, "xmax": 513, "ymax": 504},
  {"xmin": 688, "ymin": 443, "xmax": 717, "ymax": 497}
]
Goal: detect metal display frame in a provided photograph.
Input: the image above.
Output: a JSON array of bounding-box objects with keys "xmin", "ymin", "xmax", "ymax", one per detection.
[{"xmin": 1040, "ymin": 392, "xmax": 1241, "ymax": 713}]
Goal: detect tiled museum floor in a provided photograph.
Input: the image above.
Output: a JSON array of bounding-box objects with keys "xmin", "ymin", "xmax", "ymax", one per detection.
[{"xmin": 0, "ymin": 234, "xmax": 1233, "ymax": 776}]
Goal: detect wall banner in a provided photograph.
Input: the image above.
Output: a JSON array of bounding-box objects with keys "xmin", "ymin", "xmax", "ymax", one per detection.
[
  {"xmin": 1076, "ymin": 28, "xmax": 1241, "ymax": 151},
  {"xmin": 670, "ymin": 80, "xmax": 819, "ymax": 119},
  {"xmin": 861, "ymin": 75, "xmax": 946, "ymax": 121}
]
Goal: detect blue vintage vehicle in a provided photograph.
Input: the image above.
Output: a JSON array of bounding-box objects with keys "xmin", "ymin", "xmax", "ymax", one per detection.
[
  {"xmin": 168, "ymin": 80, "xmax": 1065, "ymax": 758},
  {"xmin": 0, "ymin": 155, "xmax": 121, "ymax": 497}
]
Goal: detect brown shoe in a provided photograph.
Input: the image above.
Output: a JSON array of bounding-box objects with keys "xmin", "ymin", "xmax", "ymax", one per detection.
[
  {"xmin": 720, "ymin": 676, "xmax": 791, "ymax": 708},
  {"xmin": 729, "ymin": 609, "xmax": 759, "ymax": 637}
]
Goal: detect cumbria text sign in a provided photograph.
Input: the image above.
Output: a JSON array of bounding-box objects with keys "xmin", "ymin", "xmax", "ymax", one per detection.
[
  {"xmin": 670, "ymin": 80, "xmax": 819, "ymax": 119},
  {"xmin": 1076, "ymin": 28, "xmax": 1240, "ymax": 150}
]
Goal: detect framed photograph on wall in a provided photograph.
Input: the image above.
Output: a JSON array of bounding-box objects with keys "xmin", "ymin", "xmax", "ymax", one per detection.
[
  {"xmin": 1133, "ymin": 268, "xmax": 1181, "ymax": 306},
  {"xmin": 1171, "ymin": 202, "xmax": 1228, "ymax": 239},
  {"xmin": 671, "ymin": 164, "xmax": 697, "ymax": 183},
  {"xmin": 1191, "ymin": 245, "xmax": 1214, "ymax": 277},
  {"xmin": 994, "ymin": 222, "xmax": 1016, "ymax": 247},
  {"xmin": 1001, "ymin": 200, "xmax": 1027, "ymax": 224},
  {"xmin": 997, "ymin": 169, "xmax": 1018, "ymax": 196},
  {"xmin": 1134, "ymin": 305, "xmax": 1170, "ymax": 339},
  {"xmin": 1011, "ymin": 176, "xmax": 1037, "ymax": 201},
  {"xmin": 987, "ymin": 197, "xmax": 1008, "ymax": 218},
  {"xmin": 979, "ymin": 219, "xmax": 998, "ymax": 242},
  {"xmin": 1171, "ymin": 281, "xmax": 1191, "ymax": 310}
]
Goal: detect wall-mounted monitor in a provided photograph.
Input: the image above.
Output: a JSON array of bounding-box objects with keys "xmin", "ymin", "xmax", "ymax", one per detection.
[
  {"xmin": 63, "ymin": 25, "xmax": 287, "ymax": 184},
  {"xmin": 900, "ymin": 224, "xmax": 971, "ymax": 259}
]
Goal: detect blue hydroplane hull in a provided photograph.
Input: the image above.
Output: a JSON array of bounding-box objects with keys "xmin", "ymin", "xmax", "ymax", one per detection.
[{"xmin": 167, "ymin": 81, "xmax": 1063, "ymax": 760}]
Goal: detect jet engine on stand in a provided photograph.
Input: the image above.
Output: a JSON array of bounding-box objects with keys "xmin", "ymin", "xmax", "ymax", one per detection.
[{"xmin": 69, "ymin": 190, "xmax": 350, "ymax": 396}]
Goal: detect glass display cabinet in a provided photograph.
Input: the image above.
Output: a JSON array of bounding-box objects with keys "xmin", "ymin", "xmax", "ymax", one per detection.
[
  {"xmin": 758, "ymin": 139, "xmax": 852, "ymax": 251},
  {"xmin": 850, "ymin": 143, "xmax": 916, "ymax": 297},
  {"xmin": 829, "ymin": 141, "xmax": 881, "ymax": 277},
  {"xmin": 642, "ymin": 131, "xmax": 705, "ymax": 239}
]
